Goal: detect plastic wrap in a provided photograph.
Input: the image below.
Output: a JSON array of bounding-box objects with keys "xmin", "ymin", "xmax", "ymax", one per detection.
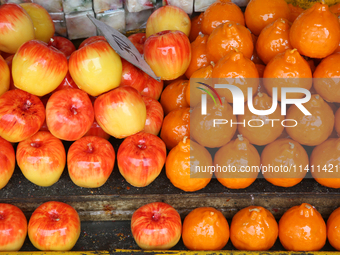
[
  {"xmin": 32, "ymin": 0, "xmax": 63, "ymax": 12},
  {"xmin": 125, "ymin": 5, "xmax": 152, "ymax": 30},
  {"xmin": 162, "ymin": 0, "xmax": 193, "ymax": 14},
  {"xmin": 65, "ymin": 11, "xmax": 96, "ymax": 40},
  {"xmin": 62, "ymin": 0, "xmax": 93, "ymax": 13},
  {"xmin": 50, "ymin": 12, "xmax": 67, "ymax": 37},
  {"xmin": 125, "ymin": 0, "xmax": 155, "ymax": 12},
  {"xmin": 93, "ymin": 0, "xmax": 123, "ymax": 13},
  {"xmin": 96, "ymin": 9, "xmax": 125, "ymax": 33}
]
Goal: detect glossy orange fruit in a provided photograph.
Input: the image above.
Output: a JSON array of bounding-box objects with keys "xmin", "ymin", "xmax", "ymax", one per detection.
[
  {"xmin": 166, "ymin": 137, "xmax": 212, "ymax": 192},
  {"xmin": 186, "ymin": 63, "xmax": 214, "ymax": 107},
  {"xmin": 160, "ymin": 108, "xmax": 190, "ymax": 150},
  {"xmin": 255, "ymin": 64, "xmax": 267, "ymax": 94},
  {"xmin": 261, "ymin": 138, "xmax": 308, "ymax": 187},
  {"xmin": 190, "ymin": 96, "xmax": 237, "ymax": 148},
  {"xmin": 160, "ymin": 80, "xmax": 189, "ymax": 115},
  {"xmin": 251, "ymin": 34, "xmax": 264, "ymax": 64},
  {"xmin": 185, "ymin": 34, "xmax": 210, "ymax": 79},
  {"xmin": 335, "ymin": 107, "xmax": 340, "ymax": 136},
  {"xmin": 238, "ymin": 92, "xmax": 284, "ymax": 146},
  {"xmin": 289, "ymin": 2, "xmax": 340, "ymax": 58},
  {"xmin": 313, "ymin": 53, "xmax": 340, "ymax": 103},
  {"xmin": 286, "ymin": 94, "xmax": 334, "ymax": 146},
  {"xmin": 327, "ymin": 207, "xmax": 340, "ymax": 251},
  {"xmin": 330, "ymin": 3, "xmax": 340, "ymax": 14},
  {"xmin": 230, "ymin": 206, "xmax": 278, "ymax": 250},
  {"xmin": 310, "ymin": 138, "xmax": 340, "ymax": 189},
  {"xmin": 212, "ymin": 49, "xmax": 259, "ymax": 103},
  {"xmin": 189, "ymin": 13, "xmax": 204, "ymax": 42},
  {"xmin": 245, "ymin": 0, "xmax": 290, "ymax": 36},
  {"xmin": 214, "ymin": 135, "xmax": 260, "ymax": 189},
  {"xmin": 288, "ymin": 4, "xmax": 304, "ymax": 23},
  {"xmin": 182, "ymin": 207, "xmax": 229, "ymax": 250},
  {"xmin": 256, "ymin": 18, "xmax": 292, "ymax": 64},
  {"xmin": 279, "ymin": 203, "xmax": 326, "ymax": 251},
  {"xmin": 206, "ymin": 21, "xmax": 253, "ymax": 63},
  {"xmin": 201, "ymin": 0, "xmax": 245, "ymax": 35},
  {"xmin": 263, "ymin": 49, "xmax": 312, "ymax": 101}
]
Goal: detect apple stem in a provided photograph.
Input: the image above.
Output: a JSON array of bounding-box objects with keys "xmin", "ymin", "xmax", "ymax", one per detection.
[
  {"xmin": 48, "ymin": 38, "xmax": 55, "ymax": 47},
  {"xmin": 183, "ymin": 136, "xmax": 188, "ymax": 144},
  {"xmin": 87, "ymin": 143, "xmax": 94, "ymax": 153},
  {"xmin": 290, "ymin": 49, "xmax": 298, "ymax": 54},
  {"xmin": 258, "ymin": 92, "xmax": 263, "ymax": 97},
  {"xmin": 210, "ymin": 61, "xmax": 215, "ymax": 67},
  {"xmin": 22, "ymin": 100, "xmax": 32, "ymax": 111},
  {"xmin": 249, "ymin": 208, "xmax": 261, "ymax": 212}
]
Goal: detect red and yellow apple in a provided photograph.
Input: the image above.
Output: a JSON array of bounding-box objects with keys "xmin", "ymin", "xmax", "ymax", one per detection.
[
  {"xmin": 0, "ymin": 3, "xmax": 35, "ymax": 54},
  {"xmin": 145, "ymin": 5, "xmax": 191, "ymax": 38},
  {"xmin": 67, "ymin": 136, "xmax": 115, "ymax": 188},
  {"xmin": 0, "ymin": 203, "xmax": 27, "ymax": 251},
  {"xmin": 51, "ymin": 36, "xmax": 76, "ymax": 58},
  {"xmin": 0, "ymin": 137, "xmax": 15, "ymax": 190},
  {"xmin": 142, "ymin": 96, "xmax": 163, "ymax": 135},
  {"xmin": 4, "ymin": 55, "xmax": 15, "ymax": 91},
  {"xmin": 54, "ymin": 71, "xmax": 78, "ymax": 92},
  {"xmin": 117, "ymin": 131, "xmax": 166, "ymax": 187},
  {"xmin": 131, "ymin": 202, "xmax": 182, "ymax": 250},
  {"xmin": 94, "ymin": 86, "xmax": 146, "ymax": 139},
  {"xmin": 16, "ymin": 131, "xmax": 66, "ymax": 187},
  {"xmin": 12, "ymin": 40, "xmax": 68, "ymax": 96},
  {"xmin": 78, "ymin": 36, "xmax": 106, "ymax": 48},
  {"xmin": 46, "ymin": 89, "xmax": 94, "ymax": 141},
  {"xmin": 84, "ymin": 120, "xmax": 110, "ymax": 140},
  {"xmin": 128, "ymin": 33, "xmax": 146, "ymax": 54},
  {"xmin": 0, "ymin": 89, "xmax": 45, "ymax": 143},
  {"xmin": 20, "ymin": 3, "xmax": 55, "ymax": 43},
  {"xmin": 144, "ymin": 30, "xmax": 191, "ymax": 80},
  {"xmin": 0, "ymin": 55, "xmax": 10, "ymax": 96},
  {"xmin": 69, "ymin": 40, "xmax": 122, "ymax": 97},
  {"xmin": 142, "ymin": 74, "xmax": 164, "ymax": 100},
  {"xmin": 28, "ymin": 201, "xmax": 81, "ymax": 251}
]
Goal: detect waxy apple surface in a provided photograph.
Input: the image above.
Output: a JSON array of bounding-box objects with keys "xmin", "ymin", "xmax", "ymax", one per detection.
[
  {"xmin": 78, "ymin": 36, "xmax": 106, "ymax": 49},
  {"xmin": 0, "ymin": 89, "xmax": 45, "ymax": 143},
  {"xmin": 68, "ymin": 136, "xmax": 115, "ymax": 188},
  {"xmin": 69, "ymin": 40, "xmax": 122, "ymax": 97},
  {"xmin": 118, "ymin": 132, "xmax": 166, "ymax": 187},
  {"xmin": 20, "ymin": 3, "xmax": 55, "ymax": 43},
  {"xmin": 46, "ymin": 89, "xmax": 94, "ymax": 141},
  {"xmin": 0, "ymin": 203, "xmax": 27, "ymax": 251},
  {"xmin": 131, "ymin": 202, "xmax": 182, "ymax": 250},
  {"xmin": 28, "ymin": 201, "xmax": 81, "ymax": 251},
  {"xmin": 51, "ymin": 36, "xmax": 76, "ymax": 58},
  {"xmin": 144, "ymin": 30, "xmax": 191, "ymax": 80},
  {"xmin": 12, "ymin": 40, "xmax": 68, "ymax": 96},
  {"xmin": 128, "ymin": 33, "xmax": 146, "ymax": 54},
  {"xmin": 0, "ymin": 55, "xmax": 10, "ymax": 96},
  {"xmin": 94, "ymin": 86, "xmax": 146, "ymax": 139},
  {"xmin": 16, "ymin": 131, "xmax": 66, "ymax": 187},
  {"xmin": 0, "ymin": 137, "xmax": 15, "ymax": 190},
  {"xmin": 84, "ymin": 120, "xmax": 110, "ymax": 140},
  {"xmin": 0, "ymin": 3, "xmax": 35, "ymax": 54},
  {"xmin": 142, "ymin": 96, "xmax": 163, "ymax": 135}
]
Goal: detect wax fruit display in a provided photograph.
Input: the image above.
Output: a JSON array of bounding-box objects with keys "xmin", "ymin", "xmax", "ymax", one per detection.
[
  {"xmin": 279, "ymin": 203, "xmax": 326, "ymax": 251},
  {"xmin": 142, "ymin": 96, "xmax": 164, "ymax": 136},
  {"xmin": 131, "ymin": 202, "xmax": 182, "ymax": 250},
  {"xmin": 310, "ymin": 138, "xmax": 340, "ymax": 189},
  {"xmin": 28, "ymin": 201, "xmax": 81, "ymax": 251},
  {"xmin": 261, "ymin": 139, "xmax": 308, "ymax": 187},
  {"xmin": 214, "ymin": 135, "xmax": 260, "ymax": 189},
  {"xmin": 118, "ymin": 132, "xmax": 166, "ymax": 187},
  {"xmin": 67, "ymin": 136, "xmax": 115, "ymax": 188},
  {"xmin": 327, "ymin": 207, "xmax": 340, "ymax": 251},
  {"xmin": 0, "ymin": 137, "xmax": 15, "ymax": 190},
  {"xmin": 160, "ymin": 80, "xmax": 189, "ymax": 115},
  {"xmin": 166, "ymin": 137, "xmax": 212, "ymax": 192},
  {"xmin": 0, "ymin": 204, "xmax": 27, "ymax": 251},
  {"xmin": 230, "ymin": 206, "xmax": 278, "ymax": 250},
  {"xmin": 182, "ymin": 207, "xmax": 229, "ymax": 250},
  {"xmin": 0, "ymin": 55, "xmax": 10, "ymax": 96}
]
